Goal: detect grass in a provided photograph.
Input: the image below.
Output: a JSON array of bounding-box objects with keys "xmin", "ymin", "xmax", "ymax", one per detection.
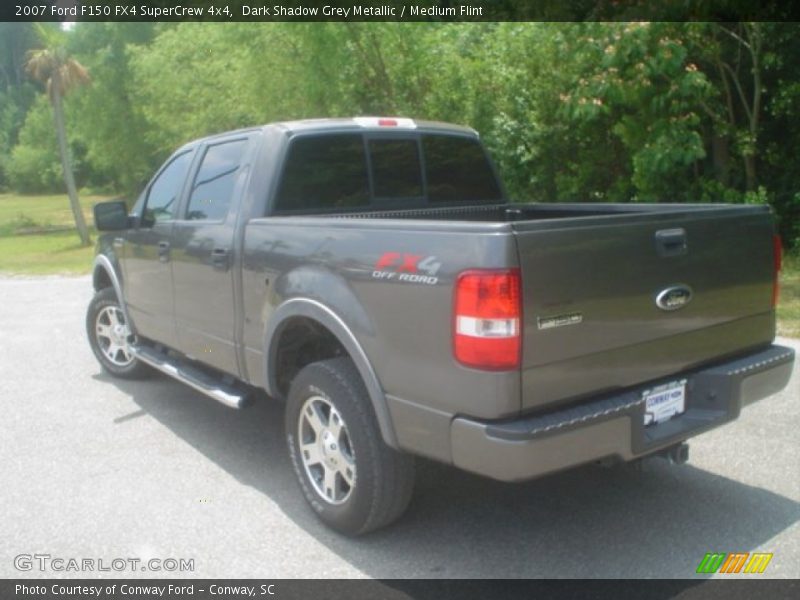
[
  {"xmin": 0, "ymin": 192, "xmax": 798, "ymax": 337},
  {"xmin": 777, "ymin": 251, "xmax": 800, "ymax": 339},
  {"xmin": 0, "ymin": 192, "xmax": 111, "ymax": 275}
]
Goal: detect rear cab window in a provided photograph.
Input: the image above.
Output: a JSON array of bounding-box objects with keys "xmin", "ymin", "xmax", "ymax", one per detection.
[
  {"xmin": 423, "ymin": 135, "xmax": 501, "ymax": 203},
  {"xmin": 369, "ymin": 138, "xmax": 423, "ymax": 201},
  {"xmin": 274, "ymin": 134, "xmax": 369, "ymax": 212},
  {"xmin": 272, "ymin": 131, "xmax": 502, "ymax": 214}
]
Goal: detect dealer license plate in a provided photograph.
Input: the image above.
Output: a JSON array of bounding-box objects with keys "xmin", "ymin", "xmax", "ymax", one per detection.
[{"xmin": 643, "ymin": 380, "xmax": 686, "ymax": 426}]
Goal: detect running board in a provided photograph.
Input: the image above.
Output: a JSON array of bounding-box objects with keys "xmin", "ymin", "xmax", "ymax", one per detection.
[{"xmin": 131, "ymin": 344, "xmax": 250, "ymax": 409}]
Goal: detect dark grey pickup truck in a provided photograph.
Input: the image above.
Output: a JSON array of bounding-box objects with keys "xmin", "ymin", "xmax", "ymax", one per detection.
[{"xmin": 88, "ymin": 117, "xmax": 794, "ymax": 534}]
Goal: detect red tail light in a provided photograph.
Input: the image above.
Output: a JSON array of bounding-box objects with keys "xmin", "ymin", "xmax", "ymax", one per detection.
[
  {"xmin": 454, "ymin": 269, "xmax": 521, "ymax": 370},
  {"xmin": 773, "ymin": 234, "xmax": 782, "ymax": 307},
  {"xmin": 378, "ymin": 118, "xmax": 398, "ymax": 127}
]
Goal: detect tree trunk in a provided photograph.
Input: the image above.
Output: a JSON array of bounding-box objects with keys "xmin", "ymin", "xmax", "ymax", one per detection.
[
  {"xmin": 52, "ymin": 88, "xmax": 90, "ymax": 246},
  {"xmin": 711, "ymin": 134, "xmax": 731, "ymax": 186},
  {"xmin": 744, "ymin": 155, "xmax": 757, "ymax": 192}
]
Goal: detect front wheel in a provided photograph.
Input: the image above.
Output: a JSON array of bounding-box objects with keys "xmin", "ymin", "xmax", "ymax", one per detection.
[
  {"xmin": 285, "ymin": 357, "xmax": 414, "ymax": 535},
  {"xmin": 86, "ymin": 287, "xmax": 150, "ymax": 379}
]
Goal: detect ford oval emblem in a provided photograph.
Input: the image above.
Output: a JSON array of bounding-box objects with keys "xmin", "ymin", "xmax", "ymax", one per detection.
[{"xmin": 655, "ymin": 285, "xmax": 693, "ymax": 311}]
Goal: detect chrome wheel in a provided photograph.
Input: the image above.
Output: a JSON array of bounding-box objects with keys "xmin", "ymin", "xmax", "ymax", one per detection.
[
  {"xmin": 94, "ymin": 306, "xmax": 134, "ymax": 367},
  {"xmin": 298, "ymin": 395, "xmax": 356, "ymax": 505}
]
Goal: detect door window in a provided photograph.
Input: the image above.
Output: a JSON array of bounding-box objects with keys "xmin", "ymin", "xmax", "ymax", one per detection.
[
  {"xmin": 186, "ymin": 139, "xmax": 248, "ymax": 221},
  {"xmin": 144, "ymin": 151, "xmax": 193, "ymax": 225}
]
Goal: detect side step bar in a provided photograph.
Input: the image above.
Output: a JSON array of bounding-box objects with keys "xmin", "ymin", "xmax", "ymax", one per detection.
[{"xmin": 131, "ymin": 344, "xmax": 250, "ymax": 409}]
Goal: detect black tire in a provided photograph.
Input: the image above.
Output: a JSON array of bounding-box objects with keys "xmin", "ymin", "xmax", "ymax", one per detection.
[
  {"xmin": 86, "ymin": 287, "xmax": 150, "ymax": 379},
  {"xmin": 285, "ymin": 357, "xmax": 415, "ymax": 535}
]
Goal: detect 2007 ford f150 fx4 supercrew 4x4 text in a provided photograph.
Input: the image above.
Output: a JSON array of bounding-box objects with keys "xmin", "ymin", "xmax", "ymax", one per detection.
[{"xmin": 87, "ymin": 118, "xmax": 795, "ymax": 534}]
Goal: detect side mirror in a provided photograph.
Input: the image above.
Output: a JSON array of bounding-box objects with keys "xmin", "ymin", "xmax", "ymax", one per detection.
[{"xmin": 94, "ymin": 200, "xmax": 130, "ymax": 232}]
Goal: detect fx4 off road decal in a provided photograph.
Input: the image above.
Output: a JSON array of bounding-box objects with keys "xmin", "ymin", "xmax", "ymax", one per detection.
[{"xmin": 372, "ymin": 252, "xmax": 441, "ymax": 285}]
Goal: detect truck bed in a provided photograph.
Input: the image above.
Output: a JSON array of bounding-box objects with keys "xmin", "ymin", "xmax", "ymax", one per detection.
[
  {"xmin": 250, "ymin": 201, "xmax": 776, "ymax": 417},
  {"xmin": 330, "ymin": 201, "xmax": 760, "ymax": 224}
]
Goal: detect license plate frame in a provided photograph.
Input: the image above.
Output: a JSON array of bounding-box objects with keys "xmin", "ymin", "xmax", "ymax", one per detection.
[{"xmin": 643, "ymin": 379, "xmax": 687, "ymax": 427}]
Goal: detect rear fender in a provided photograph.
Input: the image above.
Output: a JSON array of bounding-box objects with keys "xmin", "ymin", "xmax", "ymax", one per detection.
[{"xmin": 264, "ymin": 294, "xmax": 398, "ymax": 449}]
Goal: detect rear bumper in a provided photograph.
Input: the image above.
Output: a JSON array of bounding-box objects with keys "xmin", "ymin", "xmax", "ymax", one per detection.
[{"xmin": 450, "ymin": 344, "xmax": 795, "ymax": 482}]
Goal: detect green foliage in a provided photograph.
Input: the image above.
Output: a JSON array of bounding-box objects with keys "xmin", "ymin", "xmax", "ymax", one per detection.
[
  {"xmin": 1, "ymin": 22, "xmax": 798, "ymax": 248},
  {"xmin": 127, "ymin": 23, "xmax": 261, "ymax": 153},
  {"xmin": 0, "ymin": 23, "xmax": 38, "ymax": 189},
  {"xmin": 6, "ymin": 97, "xmax": 64, "ymax": 192},
  {"xmin": 563, "ymin": 24, "xmax": 711, "ymax": 201},
  {"xmin": 6, "ymin": 144, "xmax": 61, "ymax": 193},
  {"xmin": 67, "ymin": 23, "xmax": 158, "ymax": 193}
]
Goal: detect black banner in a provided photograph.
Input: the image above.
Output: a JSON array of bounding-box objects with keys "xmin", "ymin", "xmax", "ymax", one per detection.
[
  {"xmin": 3, "ymin": 0, "xmax": 800, "ymax": 22},
  {"xmin": 2, "ymin": 579, "xmax": 800, "ymax": 600}
]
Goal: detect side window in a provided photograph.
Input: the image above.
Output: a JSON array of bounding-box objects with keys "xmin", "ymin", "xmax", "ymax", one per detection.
[
  {"xmin": 186, "ymin": 139, "xmax": 247, "ymax": 221},
  {"xmin": 275, "ymin": 134, "xmax": 369, "ymax": 212},
  {"xmin": 423, "ymin": 135, "xmax": 503, "ymax": 203},
  {"xmin": 144, "ymin": 151, "xmax": 193, "ymax": 225},
  {"xmin": 369, "ymin": 139, "xmax": 423, "ymax": 200}
]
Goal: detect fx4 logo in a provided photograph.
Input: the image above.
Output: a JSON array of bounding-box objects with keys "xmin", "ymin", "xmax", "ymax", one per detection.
[{"xmin": 372, "ymin": 252, "xmax": 441, "ymax": 285}]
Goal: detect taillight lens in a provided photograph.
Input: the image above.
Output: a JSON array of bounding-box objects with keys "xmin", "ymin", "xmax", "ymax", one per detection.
[
  {"xmin": 773, "ymin": 234, "xmax": 782, "ymax": 307},
  {"xmin": 454, "ymin": 269, "xmax": 521, "ymax": 370}
]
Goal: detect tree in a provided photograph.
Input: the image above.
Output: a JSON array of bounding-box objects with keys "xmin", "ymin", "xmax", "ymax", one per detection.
[
  {"xmin": 68, "ymin": 23, "xmax": 158, "ymax": 194},
  {"xmin": 25, "ymin": 24, "xmax": 91, "ymax": 246},
  {"xmin": 703, "ymin": 23, "xmax": 764, "ymax": 191},
  {"xmin": 0, "ymin": 23, "xmax": 37, "ymax": 189}
]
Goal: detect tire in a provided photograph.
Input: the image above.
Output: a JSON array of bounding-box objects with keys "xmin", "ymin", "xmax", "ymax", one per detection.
[
  {"xmin": 86, "ymin": 287, "xmax": 150, "ymax": 379},
  {"xmin": 285, "ymin": 357, "xmax": 415, "ymax": 535}
]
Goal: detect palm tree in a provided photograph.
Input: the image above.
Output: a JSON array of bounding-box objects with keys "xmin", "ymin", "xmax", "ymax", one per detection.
[{"xmin": 25, "ymin": 24, "xmax": 91, "ymax": 246}]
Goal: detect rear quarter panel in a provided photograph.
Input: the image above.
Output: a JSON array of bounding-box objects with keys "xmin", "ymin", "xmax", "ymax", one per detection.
[{"xmin": 240, "ymin": 218, "xmax": 522, "ymax": 423}]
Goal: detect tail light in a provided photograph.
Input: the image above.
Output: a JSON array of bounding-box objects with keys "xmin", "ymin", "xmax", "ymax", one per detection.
[
  {"xmin": 454, "ymin": 269, "xmax": 521, "ymax": 370},
  {"xmin": 773, "ymin": 234, "xmax": 782, "ymax": 307}
]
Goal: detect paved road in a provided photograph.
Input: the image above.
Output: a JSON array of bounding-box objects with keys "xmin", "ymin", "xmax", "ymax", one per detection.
[{"xmin": 1, "ymin": 276, "xmax": 798, "ymax": 580}]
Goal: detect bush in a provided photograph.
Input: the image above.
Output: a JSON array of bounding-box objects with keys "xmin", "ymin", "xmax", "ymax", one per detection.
[
  {"xmin": 6, "ymin": 97, "xmax": 64, "ymax": 193},
  {"xmin": 6, "ymin": 143, "xmax": 63, "ymax": 193}
]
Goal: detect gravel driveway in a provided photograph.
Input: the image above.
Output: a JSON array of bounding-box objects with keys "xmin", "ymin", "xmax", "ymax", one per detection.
[{"xmin": 1, "ymin": 275, "xmax": 798, "ymax": 579}]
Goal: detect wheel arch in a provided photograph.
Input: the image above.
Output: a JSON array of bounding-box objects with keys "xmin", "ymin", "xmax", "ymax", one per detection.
[
  {"xmin": 264, "ymin": 298, "xmax": 398, "ymax": 449},
  {"xmin": 92, "ymin": 255, "xmax": 135, "ymax": 333}
]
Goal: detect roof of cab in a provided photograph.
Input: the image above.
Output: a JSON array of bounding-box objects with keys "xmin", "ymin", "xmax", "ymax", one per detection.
[
  {"xmin": 270, "ymin": 117, "xmax": 477, "ymax": 136},
  {"xmin": 176, "ymin": 117, "xmax": 477, "ymax": 153}
]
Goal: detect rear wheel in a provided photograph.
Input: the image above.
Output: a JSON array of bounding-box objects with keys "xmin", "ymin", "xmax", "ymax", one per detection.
[
  {"xmin": 86, "ymin": 287, "xmax": 149, "ymax": 379},
  {"xmin": 285, "ymin": 357, "xmax": 414, "ymax": 535}
]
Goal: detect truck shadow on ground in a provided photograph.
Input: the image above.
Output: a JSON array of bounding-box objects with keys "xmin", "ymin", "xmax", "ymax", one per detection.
[{"xmin": 95, "ymin": 372, "xmax": 800, "ymax": 579}]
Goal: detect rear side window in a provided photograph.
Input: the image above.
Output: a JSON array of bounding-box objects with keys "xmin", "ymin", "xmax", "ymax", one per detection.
[
  {"xmin": 423, "ymin": 135, "xmax": 502, "ymax": 203},
  {"xmin": 369, "ymin": 138, "xmax": 422, "ymax": 200},
  {"xmin": 275, "ymin": 134, "xmax": 369, "ymax": 211},
  {"xmin": 144, "ymin": 151, "xmax": 193, "ymax": 224},
  {"xmin": 187, "ymin": 139, "xmax": 247, "ymax": 221}
]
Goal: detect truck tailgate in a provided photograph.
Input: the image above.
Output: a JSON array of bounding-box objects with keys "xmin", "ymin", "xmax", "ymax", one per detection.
[{"xmin": 513, "ymin": 206, "xmax": 777, "ymax": 412}]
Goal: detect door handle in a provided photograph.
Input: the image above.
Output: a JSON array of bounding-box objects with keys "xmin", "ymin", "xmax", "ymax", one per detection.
[
  {"xmin": 211, "ymin": 247, "xmax": 229, "ymax": 271},
  {"xmin": 655, "ymin": 228, "xmax": 688, "ymax": 257},
  {"xmin": 157, "ymin": 241, "xmax": 170, "ymax": 262}
]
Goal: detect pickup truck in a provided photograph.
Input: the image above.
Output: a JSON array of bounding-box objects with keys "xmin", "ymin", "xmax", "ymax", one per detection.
[{"xmin": 88, "ymin": 117, "xmax": 795, "ymax": 535}]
